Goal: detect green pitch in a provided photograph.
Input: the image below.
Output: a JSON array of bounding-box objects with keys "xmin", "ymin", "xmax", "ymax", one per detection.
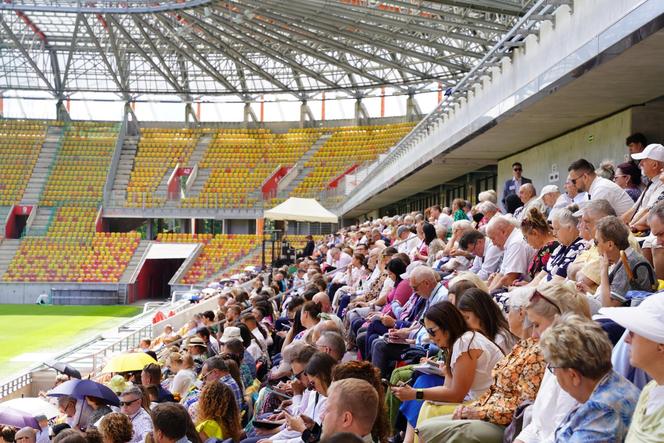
[{"xmin": 0, "ymin": 304, "xmax": 142, "ymax": 380}]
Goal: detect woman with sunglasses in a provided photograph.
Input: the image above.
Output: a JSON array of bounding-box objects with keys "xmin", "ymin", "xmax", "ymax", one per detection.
[{"xmin": 391, "ymin": 301, "xmax": 504, "ymax": 443}]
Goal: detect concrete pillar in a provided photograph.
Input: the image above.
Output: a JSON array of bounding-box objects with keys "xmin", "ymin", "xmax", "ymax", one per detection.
[
  {"xmin": 354, "ymin": 98, "xmax": 369, "ymax": 126},
  {"xmin": 244, "ymin": 102, "xmax": 258, "ymax": 125},
  {"xmin": 300, "ymin": 100, "xmax": 315, "ymax": 128},
  {"xmin": 185, "ymin": 103, "xmax": 199, "ymax": 124},
  {"xmin": 56, "ymin": 99, "xmax": 70, "ymax": 122},
  {"xmin": 406, "ymin": 92, "xmax": 422, "ymax": 122}
]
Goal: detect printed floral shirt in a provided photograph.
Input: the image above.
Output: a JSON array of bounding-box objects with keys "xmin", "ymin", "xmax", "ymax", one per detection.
[
  {"xmin": 469, "ymin": 337, "xmax": 546, "ymax": 425},
  {"xmin": 554, "ymin": 370, "xmax": 640, "ymax": 443},
  {"xmin": 528, "ymin": 241, "xmax": 559, "ymax": 279}
]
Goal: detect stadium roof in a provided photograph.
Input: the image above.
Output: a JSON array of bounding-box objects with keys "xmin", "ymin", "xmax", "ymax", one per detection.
[{"xmin": 0, "ymin": 0, "xmax": 529, "ymax": 103}]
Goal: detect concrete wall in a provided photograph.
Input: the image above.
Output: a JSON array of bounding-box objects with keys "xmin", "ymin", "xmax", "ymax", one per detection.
[
  {"xmin": 498, "ymin": 109, "xmax": 633, "ymax": 199},
  {"xmin": 0, "ymin": 283, "xmax": 120, "ymax": 304},
  {"xmin": 631, "ymin": 97, "xmax": 664, "ymax": 143},
  {"xmin": 227, "ymin": 219, "xmax": 256, "ymax": 235}
]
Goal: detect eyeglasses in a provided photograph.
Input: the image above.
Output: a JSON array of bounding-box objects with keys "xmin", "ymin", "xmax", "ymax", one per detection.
[
  {"xmin": 292, "ymin": 370, "xmax": 305, "ymax": 381},
  {"xmin": 425, "ymin": 325, "xmax": 440, "ymax": 336},
  {"xmin": 513, "ymin": 168, "xmax": 522, "ymax": 172},
  {"xmin": 119, "ymin": 398, "xmax": 140, "ymax": 407},
  {"xmin": 200, "ymin": 369, "xmax": 216, "ymax": 380},
  {"xmin": 530, "ymin": 291, "xmax": 562, "ymax": 314},
  {"xmin": 568, "ymin": 173, "xmax": 585, "ymax": 185},
  {"xmin": 546, "ymin": 364, "xmax": 559, "ymax": 374}
]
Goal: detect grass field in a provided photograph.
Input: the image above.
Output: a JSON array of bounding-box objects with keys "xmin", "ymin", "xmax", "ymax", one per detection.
[{"xmin": 0, "ymin": 304, "xmax": 142, "ymax": 380}]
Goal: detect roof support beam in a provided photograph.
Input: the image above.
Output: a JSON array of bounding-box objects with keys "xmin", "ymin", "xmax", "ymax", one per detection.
[
  {"xmin": 0, "ymin": 14, "xmax": 55, "ymax": 93},
  {"xmin": 188, "ymin": 10, "xmax": 341, "ymax": 91},
  {"xmin": 148, "ymin": 14, "xmax": 241, "ymax": 94},
  {"xmin": 80, "ymin": 14, "xmax": 127, "ymax": 96}
]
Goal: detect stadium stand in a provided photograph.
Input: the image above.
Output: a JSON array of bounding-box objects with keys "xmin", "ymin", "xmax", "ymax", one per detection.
[
  {"xmin": 291, "ymin": 123, "xmax": 415, "ymax": 197},
  {"xmin": 126, "ymin": 128, "xmax": 201, "ymax": 207},
  {"xmin": 40, "ymin": 122, "xmax": 119, "ymax": 206},
  {"xmin": 3, "ymin": 232, "xmax": 140, "ymax": 283},
  {"xmin": 156, "ymin": 233, "xmax": 261, "ymax": 284},
  {"xmin": 0, "ymin": 120, "xmax": 49, "ymax": 205}
]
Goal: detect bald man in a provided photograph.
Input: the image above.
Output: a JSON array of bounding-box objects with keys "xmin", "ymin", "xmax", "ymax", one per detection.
[
  {"xmin": 486, "ymin": 215, "xmax": 535, "ymax": 292},
  {"xmin": 321, "ymin": 379, "xmax": 379, "ymax": 441},
  {"xmin": 513, "ymin": 183, "xmax": 547, "ymax": 221}
]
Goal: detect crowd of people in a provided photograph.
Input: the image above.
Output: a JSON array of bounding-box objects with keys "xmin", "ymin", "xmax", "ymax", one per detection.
[{"xmin": 3, "ymin": 134, "xmax": 664, "ymax": 443}]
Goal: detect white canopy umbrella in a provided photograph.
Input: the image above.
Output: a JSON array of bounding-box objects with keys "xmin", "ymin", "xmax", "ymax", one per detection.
[{"xmin": 264, "ymin": 197, "xmax": 338, "ymax": 223}]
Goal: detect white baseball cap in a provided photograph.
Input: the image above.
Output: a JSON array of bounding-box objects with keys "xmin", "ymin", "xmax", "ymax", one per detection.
[
  {"xmin": 631, "ymin": 143, "xmax": 664, "ymax": 162},
  {"xmin": 540, "ymin": 185, "xmax": 559, "ymax": 196},
  {"xmin": 599, "ymin": 294, "xmax": 664, "ymax": 344}
]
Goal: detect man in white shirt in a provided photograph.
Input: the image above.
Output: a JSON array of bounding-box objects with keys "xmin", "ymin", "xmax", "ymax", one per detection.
[
  {"xmin": 554, "ymin": 178, "xmax": 589, "ymax": 211},
  {"xmin": 463, "ymin": 230, "xmax": 503, "ymax": 280},
  {"xmin": 120, "ymin": 386, "xmax": 153, "ymax": 443},
  {"xmin": 396, "ymin": 225, "xmax": 418, "ymax": 254},
  {"xmin": 329, "ymin": 247, "xmax": 352, "ymax": 271},
  {"xmin": 514, "ymin": 183, "xmax": 547, "ymax": 221},
  {"xmin": 622, "ymin": 143, "xmax": 664, "ymax": 232},
  {"xmin": 568, "ymin": 158, "xmax": 633, "ymax": 215},
  {"xmin": 487, "ymin": 215, "xmax": 535, "ymax": 292}
]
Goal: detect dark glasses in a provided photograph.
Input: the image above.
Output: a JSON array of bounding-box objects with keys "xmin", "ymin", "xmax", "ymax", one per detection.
[
  {"xmin": 425, "ymin": 325, "xmax": 440, "ymax": 336},
  {"xmin": 119, "ymin": 398, "xmax": 140, "ymax": 407}
]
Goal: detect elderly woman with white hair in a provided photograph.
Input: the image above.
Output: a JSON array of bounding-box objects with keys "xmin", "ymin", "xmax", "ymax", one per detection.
[{"xmin": 539, "ymin": 314, "xmax": 639, "ymax": 442}]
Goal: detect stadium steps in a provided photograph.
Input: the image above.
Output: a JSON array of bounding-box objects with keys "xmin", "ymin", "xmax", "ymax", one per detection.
[
  {"xmin": 20, "ymin": 126, "xmax": 64, "ymax": 205},
  {"xmin": 25, "ymin": 206, "xmax": 55, "ymax": 236},
  {"xmin": 154, "ymin": 168, "xmax": 175, "ymax": 204},
  {"xmin": 110, "ymin": 136, "xmax": 139, "ymax": 206},
  {"xmin": 184, "ymin": 168, "xmax": 211, "ymax": 199},
  {"xmin": 119, "ymin": 240, "xmax": 150, "ymax": 284},
  {"xmin": 0, "ymin": 239, "xmax": 20, "ymax": 279},
  {"xmin": 0, "ymin": 206, "xmax": 11, "ymax": 235},
  {"xmin": 189, "ymin": 133, "xmax": 213, "ymax": 165},
  {"xmin": 279, "ymin": 132, "xmax": 333, "ymax": 197}
]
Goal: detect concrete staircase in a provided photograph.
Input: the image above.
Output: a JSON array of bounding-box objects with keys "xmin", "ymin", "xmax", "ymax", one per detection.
[
  {"xmin": 154, "ymin": 168, "xmax": 175, "ymax": 204},
  {"xmin": 119, "ymin": 240, "xmax": 150, "ymax": 284},
  {"xmin": 182, "ymin": 134, "xmax": 213, "ymax": 200},
  {"xmin": 110, "ymin": 135, "xmax": 139, "ymax": 207},
  {"xmin": 26, "ymin": 206, "xmax": 55, "ymax": 236},
  {"xmin": 189, "ymin": 133, "xmax": 213, "ymax": 165},
  {"xmin": 21, "ymin": 126, "xmax": 63, "ymax": 205},
  {"xmin": 0, "ymin": 206, "xmax": 11, "ymax": 237},
  {"xmin": 279, "ymin": 132, "xmax": 333, "ymax": 197},
  {"xmin": 185, "ymin": 168, "xmax": 211, "ymax": 198},
  {"xmin": 0, "ymin": 239, "xmax": 20, "ymax": 279}
]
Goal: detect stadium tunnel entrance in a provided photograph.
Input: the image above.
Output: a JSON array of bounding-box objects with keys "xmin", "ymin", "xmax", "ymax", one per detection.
[{"xmin": 130, "ymin": 242, "xmax": 198, "ymax": 302}]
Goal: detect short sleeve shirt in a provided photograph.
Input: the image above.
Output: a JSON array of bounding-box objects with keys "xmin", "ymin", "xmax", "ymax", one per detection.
[{"xmin": 500, "ymin": 228, "xmax": 535, "ymax": 276}]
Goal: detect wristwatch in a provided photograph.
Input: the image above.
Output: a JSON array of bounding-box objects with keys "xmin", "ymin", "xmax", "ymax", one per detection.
[{"xmin": 416, "ymin": 389, "xmax": 424, "ymax": 400}]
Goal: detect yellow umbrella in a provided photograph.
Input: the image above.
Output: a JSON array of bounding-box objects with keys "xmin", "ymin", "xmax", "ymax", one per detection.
[{"xmin": 101, "ymin": 352, "xmax": 158, "ymax": 373}]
